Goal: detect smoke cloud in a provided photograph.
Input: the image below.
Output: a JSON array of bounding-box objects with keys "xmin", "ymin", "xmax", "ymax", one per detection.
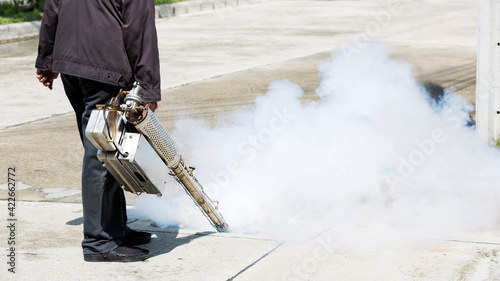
[{"xmin": 130, "ymin": 43, "xmax": 500, "ymax": 244}]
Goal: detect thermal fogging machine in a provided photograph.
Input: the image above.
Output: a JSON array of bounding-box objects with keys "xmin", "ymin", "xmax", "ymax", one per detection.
[{"xmin": 84, "ymin": 83, "xmax": 229, "ymax": 232}]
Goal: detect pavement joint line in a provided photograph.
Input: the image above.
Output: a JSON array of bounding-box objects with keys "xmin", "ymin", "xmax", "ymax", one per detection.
[
  {"xmin": 404, "ymin": 236, "xmax": 500, "ymax": 246},
  {"xmin": 143, "ymin": 226, "xmax": 294, "ymax": 242},
  {"xmin": 0, "ymin": 154, "xmax": 81, "ymax": 167},
  {"xmin": 309, "ymin": 228, "xmax": 500, "ymax": 247},
  {"xmin": 298, "ymin": 226, "xmax": 335, "ymax": 243},
  {"xmin": 5, "ymin": 202, "xmax": 499, "ymax": 246},
  {"xmin": 0, "ymin": 35, "xmax": 38, "ymax": 44},
  {"xmin": 0, "ymin": 45, "xmax": 327, "ymax": 132},
  {"xmin": 162, "ymin": 48, "xmax": 334, "ymax": 88},
  {"xmin": 7, "ymin": 200, "xmax": 499, "ymax": 246},
  {"xmin": 226, "ymin": 241, "xmax": 285, "ymax": 281},
  {"xmin": 1, "ymin": 111, "xmax": 73, "ymax": 131}
]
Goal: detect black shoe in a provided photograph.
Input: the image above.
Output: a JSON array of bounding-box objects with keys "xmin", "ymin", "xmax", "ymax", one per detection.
[
  {"xmin": 84, "ymin": 244, "xmax": 149, "ymax": 262},
  {"xmin": 121, "ymin": 230, "xmax": 152, "ymax": 245}
]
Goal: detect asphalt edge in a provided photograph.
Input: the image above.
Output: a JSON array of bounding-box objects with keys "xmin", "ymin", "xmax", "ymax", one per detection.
[{"xmin": 0, "ymin": 0, "xmax": 280, "ymax": 43}]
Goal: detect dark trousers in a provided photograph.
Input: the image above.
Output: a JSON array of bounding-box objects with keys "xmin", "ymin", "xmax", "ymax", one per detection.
[{"xmin": 61, "ymin": 74, "xmax": 128, "ymax": 254}]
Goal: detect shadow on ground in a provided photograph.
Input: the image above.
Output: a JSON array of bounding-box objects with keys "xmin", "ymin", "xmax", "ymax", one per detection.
[
  {"xmin": 66, "ymin": 216, "xmax": 213, "ymax": 258},
  {"xmin": 148, "ymin": 230, "xmax": 213, "ymax": 258}
]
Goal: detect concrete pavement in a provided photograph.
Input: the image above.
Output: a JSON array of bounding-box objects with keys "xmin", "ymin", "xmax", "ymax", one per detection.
[
  {"xmin": 3, "ymin": 201, "xmax": 500, "ymax": 280},
  {"xmin": 2, "ymin": 0, "xmax": 499, "ymax": 280},
  {"xmin": 0, "ymin": 0, "xmax": 477, "ymax": 130}
]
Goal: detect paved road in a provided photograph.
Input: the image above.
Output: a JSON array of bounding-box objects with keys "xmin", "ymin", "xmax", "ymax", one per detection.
[{"xmin": 2, "ymin": 1, "xmax": 498, "ymax": 280}]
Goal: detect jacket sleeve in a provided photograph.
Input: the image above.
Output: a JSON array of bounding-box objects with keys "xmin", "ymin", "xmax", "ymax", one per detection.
[
  {"xmin": 122, "ymin": 0, "xmax": 161, "ymax": 102},
  {"xmin": 35, "ymin": 0, "xmax": 59, "ymax": 71}
]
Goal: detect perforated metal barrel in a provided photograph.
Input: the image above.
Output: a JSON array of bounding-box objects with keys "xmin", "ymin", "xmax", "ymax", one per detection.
[
  {"xmin": 130, "ymin": 106, "xmax": 230, "ymax": 232},
  {"xmin": 133, "ymin": 109, "xmax": 181, "ymax": 168}
]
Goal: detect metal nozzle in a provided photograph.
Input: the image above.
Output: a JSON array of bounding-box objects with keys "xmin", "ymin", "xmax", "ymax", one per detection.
[{"xmin": 121, "ymin": 82, "xmax": 146, "ymax": 113}]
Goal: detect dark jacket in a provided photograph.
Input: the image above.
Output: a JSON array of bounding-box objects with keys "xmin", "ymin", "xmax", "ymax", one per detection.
[{"xmin": 35, "ymin": 0, "xmax": 161, "ymax": 102}]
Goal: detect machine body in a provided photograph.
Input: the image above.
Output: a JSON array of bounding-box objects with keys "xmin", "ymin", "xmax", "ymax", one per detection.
[{"xmin": 85, "ymin": 85, "xmax": 229, "ymax": 232}]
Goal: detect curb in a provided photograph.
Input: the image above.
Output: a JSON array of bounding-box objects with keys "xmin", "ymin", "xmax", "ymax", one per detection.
[
  {"xmin": 0, "ymin": 20, "xmax": 40, "ymax": 43},
  {"xmin": 155, "ymin": 0, "xmax": 275, "ymax": 18},
  {"xmin": 0, "ymin": 0, "xmax": 278, "ymax": 43}
]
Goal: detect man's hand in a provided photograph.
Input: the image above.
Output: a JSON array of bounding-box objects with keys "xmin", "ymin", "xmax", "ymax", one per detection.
[
  {"xmin": 147, "ymin": 102, "xmax": 158, "ymax": 112},
  {"xmin": 36, "ymin": 62, "xmax": 59, "ymax": 90}
]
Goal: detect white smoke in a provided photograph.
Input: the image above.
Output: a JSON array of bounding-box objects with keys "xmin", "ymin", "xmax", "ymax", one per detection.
[{"xmin": 131, "ymin": 43, "xmax": 500, "ymax": 243}]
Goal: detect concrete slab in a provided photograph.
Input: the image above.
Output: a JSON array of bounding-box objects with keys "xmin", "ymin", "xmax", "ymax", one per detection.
[
  {"xmin": 0, "ymin": 201, "xmax": 283, "ymax": 280},
  {"xmin": 0, "ymin": 0, "xmax": 476, "ymax": 130},
  {"xmin": 1, "ymin": 201, "xmax": 500, "ymax": 280}
]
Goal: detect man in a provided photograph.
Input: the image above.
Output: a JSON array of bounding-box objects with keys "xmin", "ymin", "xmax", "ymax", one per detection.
[{"xmin": 35, "ymin": 0, "xmax": 161, "ymax": 262}]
